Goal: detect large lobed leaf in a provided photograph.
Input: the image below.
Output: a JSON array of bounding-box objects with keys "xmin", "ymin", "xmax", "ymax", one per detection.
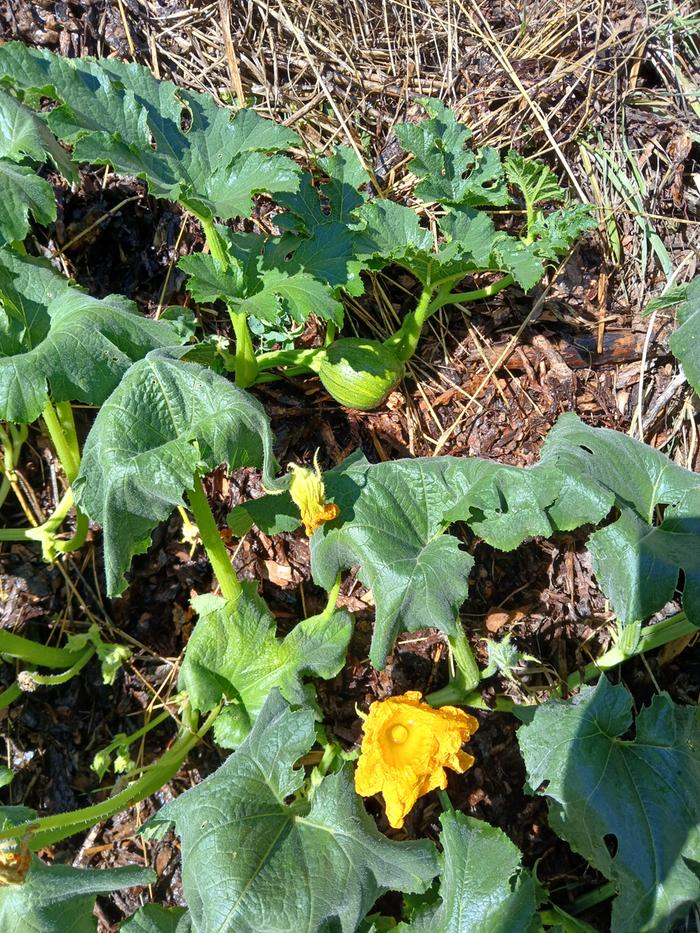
[
  {"xmin": 179, "ymin": 229, "xmax": 343, "ymax": 327},
  {"xmin": 395, "ymin": 98, "xmax": 509, "ymax": 208},
  {"xmin": 669, "ymin": 276, "xmax": 700, "ymax": 395},
  {"xmin": 541, "ymin": 413, "xmax": 700, "ymax": 625},
  {"xmin": 401, "ymin": 811, "xmax": 538, "ymax": 932},
  {"xmin": 354, "ymin": 199, "xmax": 546, "ymax": 292},
  {"xmin": 517, "ymin": 677, "xmax": 700, "ymax": 933},
  {"xmin": 229, "ymin": 413, "xmax": 700, "ymax": 668},
  {"xmin": 0, "ymin": 88, "xmax": 76, "ymax": 245},
  {"xmin": 179, "ymin": 583, "xmax": 352, "ymax": 747},
  {"xmin": 0, "ymin": 42, "xmax": 300, "ymax": 221},
  {"xmin": 150, "ymin": 690, "xmax": 438, "ymax": 933},
  {"xmin": 0, "ymin": 285, "xmax": 188, "ymax": 423},
  {"xmin": 647, "ymin": 276, "xmax": 700, "ymax": 397},
  {"xmin": 271, "ymin": 145, "xmax": 371, "ymax": 298},
  {"xmin": 309, "ymin": 451, "xmax": 598, "ymax": 667},
  {"xmin": 73, "ymin": 350, "xmax": 278, "ymax": 596},
  {"xmin": 0, "ymin": 860, "xmax": 153, "ymax": 933},
  {"xmin": 0, "ymin": 160, "xmax": 56, "ymax": 246}
]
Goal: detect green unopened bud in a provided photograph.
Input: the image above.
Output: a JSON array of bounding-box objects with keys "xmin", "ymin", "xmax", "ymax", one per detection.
[{"xmin": 313, "ymin": 338, "xmax": 404, "ymax": 410}]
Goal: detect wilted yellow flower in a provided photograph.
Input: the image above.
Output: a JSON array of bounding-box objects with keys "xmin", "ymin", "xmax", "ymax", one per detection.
[
  {"xmin": 355, "ymin": 691, "xmax": 478, "ymax": 829},
  {"xmin": 288, "ymin": 453, "xmax": 339, "ymax": 536}
]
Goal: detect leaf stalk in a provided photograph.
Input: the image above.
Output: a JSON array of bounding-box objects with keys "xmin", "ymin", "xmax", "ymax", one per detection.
[{"xmin": 186, "ymin": 474, "xmax": 242, "ymax": 603}]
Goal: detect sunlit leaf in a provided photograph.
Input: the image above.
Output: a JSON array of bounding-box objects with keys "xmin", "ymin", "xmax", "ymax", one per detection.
[
  {"xmin": 150, "ymin": 690, "xmax": 438, "ymax": 932},
  {"xmin": 518, "ymin": 677, "xmax": 700, "ymax": 932}
]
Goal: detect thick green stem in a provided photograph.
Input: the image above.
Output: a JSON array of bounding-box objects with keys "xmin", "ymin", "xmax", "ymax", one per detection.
[
  {"xmin": 0, "ymin": 630, "xmax": 86, "ymax": 669},
  {"xmin": 199, "ymin": 217, "xmax": 258, "ymax": 388},
  {"xmin": 427, "ymin": 273, "xmax": 514, "ymax": 314},
  {"xmin": 564, "ymin": 611, "xmax": 696, "ymax": 694},
  {"xmin": 1, "ymin": 489, "xmax": 89, "ymax": 559},
  {"xmin": 0, "ymin": 705, "xmax": 220, "ymax": 849},
  {"xmin": 384, "ymin": 286, "xmax": 433, "ymax": 363},
  {"xmin": 426, "ymin": 626, "xmax": 481, "ymax": 707},
  {"xmin": 42, "ymin": 400, "xmax": 80, "ymax": 483},
  {"xmin": 187, "ymin": 475, "xmax": 242, "ymax": 603},
  {"xmin": 55, "ymin": 401, "xmax": 81, "ymax": 471},
  {"xmin": 255, "ymin": 347, "xmax": 322, "ymax": 373},
  {"xmin": 230, "ymin": 309, "xmax": 259, "ymax": 387},
  {"xmin": 22, "ymin": 647, "xmax": 95, "ymax": 688},
  {"xmin": 318, "ymin": 573, "xmax": 342, "ymax": 623},
  {"xmin": 0, "ymin": 682, "xmax": 21, "ymax": 710},
  {"xmin": 53, "ymin": 509, "xmax": 90, "ymax": 555}
]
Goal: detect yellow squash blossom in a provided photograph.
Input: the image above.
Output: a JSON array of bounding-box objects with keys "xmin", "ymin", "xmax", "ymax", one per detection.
[
  {"xmin": 355, "ymin": 691, "xmax": 478, "ymax": 829},
  {"xmin": 288, "ymin": 454, "xmax": 339, "ymax": 536}
]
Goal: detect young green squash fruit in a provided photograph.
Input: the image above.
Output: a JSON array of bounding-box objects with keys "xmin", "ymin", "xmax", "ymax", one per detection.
[{"xmin": 313, "ymin": 337, "xmax": 404, "ymax": 410}]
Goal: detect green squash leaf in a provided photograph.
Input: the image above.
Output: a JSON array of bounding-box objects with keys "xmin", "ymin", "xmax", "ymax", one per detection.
[
  {"xmin": 122, "ymin": 905, "xmax": 191, "ymax": 933},
  {"xmin": 181, "ymin": 235, "xmax": 343, "ymax": 326},
  {"xmin": 517, "ymin": 677, "xmax": 700, "ymax": 933},
  {"xmin": 671, "ymin": 285, "xmax": 700, "ymax": 387},
  {"xmin": 395, "ymin": 98, "xmax": 509, "ymax": 207},
  {"xmin": 0, "ymin": 248, "xmax": 75, "ymax": 355},
  {"xmin": 0, "ymin": 87, "xmax": 75, "ymax": 180},
  {"xmin": 178, "ymin": 251, "xmax": 244, "ymax": 305},
  {"xmin": 354, "ymin": 199, "xmax": 545, "ymax": 291},
  {"xmin": 504, "ymin": 150, "xmax": 565, "ymax": 209},
  {"xmin": 179, "ymin": 583, "xmax": 352, "ymax": 747},
  {"xmin": 0, "ymin": 43, "xmax": 300, "ymax": 221},
  {"xmin": 528, "ymin": 204, "xmax": 597, "ymax": 261},
  {"xmin": 402, "ymin": 811, "xmax": 538, "ymax": 932},
  {"xmin": 0, "ymin": 858, "xmax": 154, "ymax": 933},
  {"xmin": 73, "ymin": 350, "xmax": 278, "ymax": 595},
  {"xmin": 150, "ymin": 690, "xmax": 438, "ymax": 932},
  {"xmin": 239, "ymin": 267, "xmax": 343, "ymax": 325},
  {"xmin": 271, "ymin": 146, "xmax": 370, "ymax": 298},
  {"xmin": 0, "ymin": 160, "xmax": 56, "ymax": 245},
  {"xmin": 311, "ymin": 454, "xmax": 567, "ymax": 667},
  {"xmin": 0, "ymin": 288, "xmax": 188, "ymax": 423},
  {"xmin": 541, "ymin": 412, "xmax": 700, "ymax": 624}
]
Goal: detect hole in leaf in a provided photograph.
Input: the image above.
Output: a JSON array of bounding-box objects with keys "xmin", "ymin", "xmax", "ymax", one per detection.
[{"xmin": 603, "ymin": 833, "xmax": 618, "ymax": 858}]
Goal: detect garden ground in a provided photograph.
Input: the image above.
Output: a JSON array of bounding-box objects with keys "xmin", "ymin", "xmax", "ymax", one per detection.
[{"xmin": 0, "ymin": 0, "xmax": 699, "ymax": 927}]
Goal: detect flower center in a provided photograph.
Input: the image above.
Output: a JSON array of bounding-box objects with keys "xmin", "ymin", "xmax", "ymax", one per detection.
[{"xmin": 388, "ymin": 723, "xmax": 409, "ymax": 745}]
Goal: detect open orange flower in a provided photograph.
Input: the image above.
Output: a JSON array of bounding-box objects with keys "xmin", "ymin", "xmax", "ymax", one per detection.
[
  {"xmin": 355, "ymin": 691, "xmax": 478, "ymax": 829},
  {"xmin": 288, "ymin": 453, "xmax": 339, "ymax": 536}
]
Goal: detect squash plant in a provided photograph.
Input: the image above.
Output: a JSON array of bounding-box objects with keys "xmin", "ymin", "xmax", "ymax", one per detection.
[
  {"xmin": 0, "ymin": 42, "xmax": 698, "ymax": 933},
  {"xmin": 0, "ymin": 44, "xmax": 595, "ymax": 404}
]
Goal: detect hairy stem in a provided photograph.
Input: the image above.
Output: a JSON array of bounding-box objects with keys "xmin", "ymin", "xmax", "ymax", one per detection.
[
  {"xmin": 0, "ymin": 705, "xmax": 220, "ymax": 849},
  {"xmin": 186, "ymin": 474, "xmax": 242, "ymax": 603},
  {"xmin": 42, "ymin": 400, "xmax": 80, "ymax": 483},
  {"xmin": 564, "ymin": 611, "xmax": 695, "ymax": 694},
  {"xmin": 0, "ymin": 682, "xmax": 21, "ymax": 710},
  {"xmin": 230, "ymin": 310, "xmax": 259, "ymax": 387},
  {"xmin": 318, "ymin": 573, "xmax": 342, "ymax": 623},
  {"xmin": 427, "ymin": 273, "xmax": 514, "ymax": 314},
  {"xmin": 23, "ymin": 647, "xmax": 95, "ymax": 688},
  {"xmin": 255, "ymin": 347, "xmax": 321, "ymax": 373},
  {"xmin": 199, "ymin": 217, "xmax": 258, "ymax": 388},
  {"xmin": 0, "ymin": 630, "xmax": 87, "ymax": 669},
  {"xmin": 425, "ymin": 626, "xmax": 481, "ymax": 707},
  {"xmin": 384, "ymin": 285, "xmax": 433, "ymax": 363}
]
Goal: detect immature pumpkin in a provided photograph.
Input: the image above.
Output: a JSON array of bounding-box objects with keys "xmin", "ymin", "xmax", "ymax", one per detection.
[{"xmin": 312, "ymin": 338, "xmax": 404, "ymax": 410}]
